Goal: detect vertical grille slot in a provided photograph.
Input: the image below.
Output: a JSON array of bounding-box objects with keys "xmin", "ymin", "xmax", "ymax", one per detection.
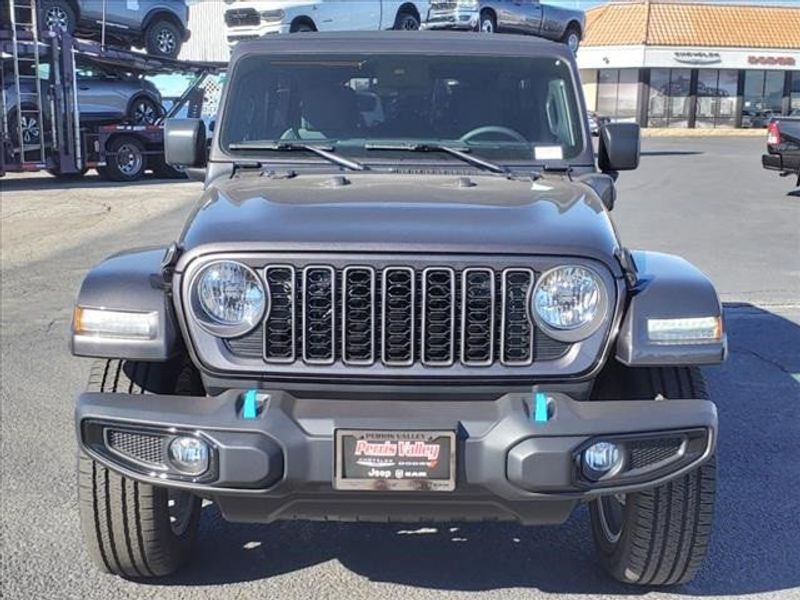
[
  {"xmin": 421, "ymin": 267, "xmax": 456, "ymax": 366},
  {"xmin": 461, "ymin": 268, "xmax": 495, "ymax": 366},
  {"xmin": 501, "ymin": 268, "xmax": 535, "ymax": 366},
  {"xmin": 263, "ymin": 266, "xmax": 296, "ymax": 363},
  {"xmin": 342, "ymin": 266, "xmax": 376, "ymax": 365},
  {"xmin": 382, "ymin": 267, "xmax": 415, "ymax": 366},
  {"xmin": 302, "ymin": 266, "xmax": 335, "ymax": 364}
]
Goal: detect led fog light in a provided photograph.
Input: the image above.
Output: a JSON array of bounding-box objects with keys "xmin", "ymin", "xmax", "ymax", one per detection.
[
  {"xmin": 583, "ymin": 441, "xmax": 623, "ymax": 480},
  {"xmin": 168, "ymin": 436, "xmax": 209, "ymax": 476}
]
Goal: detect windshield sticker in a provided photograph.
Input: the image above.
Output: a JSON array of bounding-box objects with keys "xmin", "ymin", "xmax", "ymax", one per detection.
[{"xmin": 535, "ymin": 146, "xmax": 564, "ymax": 161}]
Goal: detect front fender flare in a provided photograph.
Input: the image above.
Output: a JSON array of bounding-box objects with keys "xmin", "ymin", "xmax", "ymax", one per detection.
[
  {"xmin": 71, "ymin": 247, "xmax": 181, "ymax": 361},
  {"xmin": 616, "ymin": 251, "xmax": 727, "ymax": 366}
]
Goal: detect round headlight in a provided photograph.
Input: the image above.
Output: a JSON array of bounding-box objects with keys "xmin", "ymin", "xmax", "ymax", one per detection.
[
  {"xmin": 532, "ymin": 266, "xmax": 607, "ymax": 341},
  {"xmin": 191, "ymin": 261, "xmax": 267, "ymax": 337}
]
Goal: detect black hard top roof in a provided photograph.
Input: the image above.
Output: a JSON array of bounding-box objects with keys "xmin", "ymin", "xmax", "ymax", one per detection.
[{"xmin": 233, "ymin": 30, "xmax": 572, "ymax": 61}]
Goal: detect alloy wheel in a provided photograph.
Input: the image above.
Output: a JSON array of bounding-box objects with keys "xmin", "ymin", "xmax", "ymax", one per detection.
[
  {"xmin": 133, "ymin": 101, "xmax": 158, "ymax": 125},
  {"xmin": 116, "ymin": 143, "xmax": 143, "ymax": 176},
  {"xmin": 19, "ymin": 115, "xmax": 41, "ymax": 144},
  {"xmin": 45, "ymin": 6, "xmax": 69, "ymax": 32},
  {"xmin": 399, "ymin": 15, "xmax": 419, "ymax": 30},
  {"xmin": 167, "ymin": 490, "xmax": 195, "ymax": 536},
  {"xmin": 567, "ymin": 32, "xmax": 580, "ymax": 53},
  {"xmin": 157, "ymin": 28, "xmax": 177, "ymax": 55},
  {"xmin": 597, "ymin": 494, "xmax": 627, "ymax": 545},
  {"xmin": 481, "ymin": 19, "xmax": 494, "ymax": 33}
]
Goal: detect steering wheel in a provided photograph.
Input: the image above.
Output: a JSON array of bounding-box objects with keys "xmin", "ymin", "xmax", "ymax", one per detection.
[{"xmin": 459, "ymin": 125, "xmax": 528, "ymax": 144}]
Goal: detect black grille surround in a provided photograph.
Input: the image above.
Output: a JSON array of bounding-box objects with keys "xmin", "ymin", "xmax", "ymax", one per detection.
[
  {"xmin": 224, "ymin": 8, "xmax": 261, "ymax": 27},
  {"xmin": 179, "ymin": 254, "xmax": 619, "ymax": 382},
  {"xmin": 229, "ymin": 265, "xmax": 570, "ymax": 368}
]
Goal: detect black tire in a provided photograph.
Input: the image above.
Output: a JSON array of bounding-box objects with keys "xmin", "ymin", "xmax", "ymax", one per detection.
[
  {"xmin": 290, "ymin": 20, "xmax": 315, "ymax": 33},
  {"xmin": 145, "ymin": 18, "xmax": 182, "ymax": 58},
  {"xmin": 589, "ymin": 366, "xmax": 716, "ymax": 586},
  {"xmin": 394, "ymin": 11, "xmax": 420, "ymax": 31},
  {"xmin": 150, "ymin": 156, "xmax": 187, "ymax": 179},
  {"xmin": 40, "ymin": 0, "xmax": 76, "ymax": 35},
  {"xmin": 128, "ymin": 96, "xmax": 163, "ymax": 125},
  {"xmin": 78, "ymin": 359, "xmax": 203, "ymax": 578},
  {"xmin": 99, "ymin": 135, "xmax": 146, "ymax": 182},
  {"xmin": 479, "ymin": 10, "xmax": 496, "ymax": 33},
  {"xmin": 562, "ymin": 24, "xmax": 581, "ymax": 53}
]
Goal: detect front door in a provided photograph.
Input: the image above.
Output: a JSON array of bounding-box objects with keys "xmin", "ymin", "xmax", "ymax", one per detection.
[
  {"xmin": 317, "ymin": 0, "xmax": 381, "ymax": 31},
  {"xmin": 515, "ymin": 0, "xmax": 543, "ymax": 35},
  {"xmin": 80, "ymin": 0, "xmax": 140, "ymax": 34}
]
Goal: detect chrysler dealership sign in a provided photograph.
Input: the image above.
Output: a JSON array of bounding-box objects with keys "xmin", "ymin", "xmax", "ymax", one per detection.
[
  {"xmin": 578, "ymin": 46, "xmax": 800, "ymax": 71},
  {"xmin": 673, "ymin": 51, "xmax": 722, "ymax": 65}
]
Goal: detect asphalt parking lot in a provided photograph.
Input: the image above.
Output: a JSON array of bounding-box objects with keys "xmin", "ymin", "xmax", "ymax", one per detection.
[{"xmin": 2, "ymin": 135, "xmax": 799, "ymax": 599}]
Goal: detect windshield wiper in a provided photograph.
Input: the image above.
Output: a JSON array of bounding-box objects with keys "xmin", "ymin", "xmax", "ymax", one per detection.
[
  {"xmin": 365, "ymin": 142, "xmax": 510, "ymax": 175},
  {"xmin": 228, "ymin": 141, "xmax": 366, "ymax": 171}
]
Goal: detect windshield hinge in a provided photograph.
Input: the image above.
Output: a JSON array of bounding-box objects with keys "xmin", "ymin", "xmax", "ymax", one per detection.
[
  {"xmin": 260, "ymin": 169, "xmax": 298, "ymax": 180},
  {"xmin": 159, "ymin": 242, "xmax": 184, "ymax": 292},
  {"xmin": 615, "ymin": 247, "xmax": 640, "ymax": 290},
  {"xmin": 542, "ymin": 165, "xmax": 573, "ymax": 180},
  {"xmin": 231, "ymin": 161, "xmax": 263, "ymax": 177}
]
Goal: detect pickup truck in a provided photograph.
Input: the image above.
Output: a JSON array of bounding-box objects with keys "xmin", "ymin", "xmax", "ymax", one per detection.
[
  {"xmin": 71, "ymin": 31, "xmax": 725, "ymax": 586},
  {"xmin": 224, "ymin": 0, "xmax": 428, "ymax": 45},
  {"xmin": 763, "ymin": 115, "xmax": 800, "ymax": 186},
  {"xmin": 422, "ymin": 0, "xmax": 585, "ymax": 52}
]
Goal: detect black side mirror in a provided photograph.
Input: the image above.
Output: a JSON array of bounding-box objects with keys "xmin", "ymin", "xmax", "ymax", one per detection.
[
  {"xmin": 165, "ymin": 118, "xmax": 207, "ymax": 168},
  {"xmin": 598, "ymin": 122, "xmax": 640, "ymax": 174}
]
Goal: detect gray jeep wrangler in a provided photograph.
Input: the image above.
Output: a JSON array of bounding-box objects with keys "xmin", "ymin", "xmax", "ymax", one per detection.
[{"xmin": 72, "ymin": 32, "xmax": 726, "ymax": 585}]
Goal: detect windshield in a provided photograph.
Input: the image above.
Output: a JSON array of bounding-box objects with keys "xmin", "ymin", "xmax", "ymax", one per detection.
[{"xmin": 220, "ymin": 53, "xmax": 585, "ymax": 164}]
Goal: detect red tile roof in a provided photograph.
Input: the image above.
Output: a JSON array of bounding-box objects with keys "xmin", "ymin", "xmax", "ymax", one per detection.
[{"xmin": 584, "ymin": 1, "xmax": 800, "ymax": 49}]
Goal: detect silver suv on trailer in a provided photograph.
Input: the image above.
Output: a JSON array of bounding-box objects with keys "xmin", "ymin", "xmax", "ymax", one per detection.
[
  {"xmin": 39, "ymin": 0, "xmax": 190, "ymax": 57},
  {"xmin": 71, "ymin": 32, "xmax": 725, "ymax": 586}
]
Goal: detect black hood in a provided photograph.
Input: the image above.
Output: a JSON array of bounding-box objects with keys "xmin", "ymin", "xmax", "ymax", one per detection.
[{"xmin": 179, "ymin": 173, "xmax": 621, "ymax": 267}]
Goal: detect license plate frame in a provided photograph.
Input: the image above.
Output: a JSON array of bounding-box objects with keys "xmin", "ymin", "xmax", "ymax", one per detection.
[{"xmin": 334, "ymin": 429, "xmax": 456, "ymax": 492}]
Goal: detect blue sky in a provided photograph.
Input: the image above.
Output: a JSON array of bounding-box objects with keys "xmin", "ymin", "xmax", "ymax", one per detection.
[{"xmin": 551, "ymin": 0, "xmax": 800, "ymax": 7}]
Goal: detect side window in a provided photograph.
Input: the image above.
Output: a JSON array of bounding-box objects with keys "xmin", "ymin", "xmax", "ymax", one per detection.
[{"xmin": 545, "ymin": 78, "xmax": 577, "ymax": 148}]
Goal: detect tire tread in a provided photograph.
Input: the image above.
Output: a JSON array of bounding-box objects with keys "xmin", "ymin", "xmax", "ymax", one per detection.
[
  {"xmin": 590, "ymin": 366, "xmax": 716, "ymax": 586},
  {"xmin": 78, "ymin": 359, "xmax": 201, "ymax": 578}
]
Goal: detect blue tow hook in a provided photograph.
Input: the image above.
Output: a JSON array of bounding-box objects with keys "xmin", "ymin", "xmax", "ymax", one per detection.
[{"xmin": 533, "ymin": 392, "xmax": 550, "ymax": 424}]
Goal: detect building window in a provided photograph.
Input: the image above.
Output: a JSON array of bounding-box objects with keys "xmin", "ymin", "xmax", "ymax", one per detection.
[
  {"xmin": 743, "ymin": 70, "xmax": 786, "ymax": 127},
  {"xmin": 648, "ymin": 68, "xmax": 692, "ymax": 128},
  {"xmin": 790, "ymin": 72, "xmax": 800, "ymax": 114},
  {"xmin": 695, "ymin": 70, "xmax": 738, "ymax": 128},
  {"xmin": 596, "ymin": 69, "xmax": 639, "ymax": 121}
]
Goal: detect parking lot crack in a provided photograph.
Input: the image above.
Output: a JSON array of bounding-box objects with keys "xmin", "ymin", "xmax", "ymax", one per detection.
[{"xmin": 737, "ymin": 347, "xmax": 794, "ymax": 378}]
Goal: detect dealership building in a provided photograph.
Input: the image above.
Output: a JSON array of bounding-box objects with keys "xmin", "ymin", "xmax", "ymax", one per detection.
[{"xmin": 578, "ymin": 1, "xmax": 800, "ymax": 128}]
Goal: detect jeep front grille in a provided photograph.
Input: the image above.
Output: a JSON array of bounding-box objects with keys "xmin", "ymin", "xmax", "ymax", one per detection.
[{"xmin": 227, "ymin": 264, "xmax": 570, "ymax": 368}]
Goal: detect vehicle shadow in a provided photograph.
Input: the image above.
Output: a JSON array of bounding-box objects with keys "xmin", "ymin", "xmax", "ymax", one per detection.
[
  {"xmin": 150, "ymin": 303, "xmax": 799, "ymax": 596},
  {"xmin": 0, "ymin": 173, "xmax": 192, "ymax": 192}
]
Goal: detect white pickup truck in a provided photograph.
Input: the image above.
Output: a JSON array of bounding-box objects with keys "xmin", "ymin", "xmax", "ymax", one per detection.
[{"xmin": 224, "ymin": 0, "xmax": 429, "ymax": 45}]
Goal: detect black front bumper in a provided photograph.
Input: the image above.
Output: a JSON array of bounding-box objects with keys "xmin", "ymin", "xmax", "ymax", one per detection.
[{"xmin": 76, "ymin": 390, "xmax": 716, "ymax": 525}]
